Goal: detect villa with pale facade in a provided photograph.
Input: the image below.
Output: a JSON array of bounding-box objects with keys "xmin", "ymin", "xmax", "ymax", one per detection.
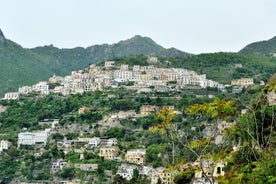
[
  {"xmin": 125, "ymin": 149, "xmax": 146, "ymax": 165},
  {"xmin": 99, "ymin": 146, "xmax": 120, "ymax": 160}
]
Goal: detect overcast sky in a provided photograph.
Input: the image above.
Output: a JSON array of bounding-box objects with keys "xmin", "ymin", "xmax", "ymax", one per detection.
[{"xmin": 0, "ymin": 0, "xmax": 275, "ymax": 54}]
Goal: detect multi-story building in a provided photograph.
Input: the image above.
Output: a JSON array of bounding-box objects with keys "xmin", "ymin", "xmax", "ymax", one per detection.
[
  {"xmin": 88, "ymin": 137, "xmax": 101, "ymax": 147},
  {"xmin": 113, "ymin": 70, "xmax": 133, "ymax": 82},
  {"xmin": 0, "ymin": 140, "xmax": 11, "ymax": 152},
  {"xmin": 133, "ymin": 65, "xmax": 140, "ymax": 72},
  {"xmin": 116, "ymin": 164, "xmax": 136, "ymax": 180},
  {"xmin": 18, "ymin": 86, "xmax": 33, "ymax": 95},
  {"xmin": 125, "ymin": 149, "xmax": 146, "ymax": 165},
  {"xmin": 4, "ymin": 92, "xmax": 19, "ymax": 100},
  {"xmin": 18, "ymin": 130, "xmax": 50, "ymax": 147},
  {"xmin": 231, "ymin": 78, "xmax": 254, "ymax": 86},
  {"xmin": 101, "ymin": 138, "xmax": 117, "ymax": 146},
  {"xmin": 33, "ymin": 81, "xmax": 49, "ymax": 95},
  {"xmin": 120, "ymin": 64, "xmax": 129, "ymax": 71},
  {"xmin": 105, "ymin": 61, "xmax": 115, "ymax": 68},
  {"xmin": 77, "ymin": 137, "xmax": 101, "ymax": 147},
  {"xmin": 151, "ymin": 167, "xmax": 173, "ymax": 184},
  {"xmin": 99, "ymin": 146, "xmax": 119, "ymax": 160}
]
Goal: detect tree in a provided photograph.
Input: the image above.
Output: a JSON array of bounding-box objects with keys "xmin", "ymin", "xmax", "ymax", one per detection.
[
  {"xmin": 149, "ymin": 100, "xmax": 236, "ymax": 184},
  {"xmin": 58, "ymin": 167, "xmax": 75, "ymax": 179},
  {"xmin": 216, "ymin": 75, "xmax": 276, "ymax": 183},
  {"xmin": 112, "ymin": 174, "xmax": 127, "ymax": 184}
]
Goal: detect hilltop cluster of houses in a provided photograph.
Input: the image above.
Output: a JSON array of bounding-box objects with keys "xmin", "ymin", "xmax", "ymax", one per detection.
[
  {"xmin": 2, "ymin": 57, "xmax": 257, "ymax": 101},
  {"xmin": 3, "ymin": 58, "xmax": 252, "ymax": 100}
]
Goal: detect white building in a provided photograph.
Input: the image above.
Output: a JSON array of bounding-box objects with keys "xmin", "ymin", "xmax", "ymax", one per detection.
[
  {"xmin": 120, "ymin": 64, "xmax": 129, "ymax": 71},
  {"xmin": 0, "ymin": 140, "xmax": 11, "ymax": 152},
  {"xmin": 116, "ymin": 164, "xmax": 136, "ymax": 180},
  {"xmin": 101, "ymin": 138, "xmax": 117, "ymax": 146},
  {"xmin": 105, "ymin": 61, "xmax": 115, "ymax": 68},
  {"xmin": 33, "ymin": 81, "xmax": 49, "ymax": 95},
  {"xmin": 76, "ymin": 137, "xmax": 101, "ymax": 147},
  {"xmin": 18, "ymin": 130, "xmax": 50, "ymax": 147},
  {"xmin": 18, "ymin": 86, "xmax": 33, "ymax": 95},
  {"xmin": 4, "ymin": 92, "xmax": 19, "ymax": 100},
  {"xmin": 88, "ymin": 137, "xmax": 101, "ymax": 147},
  {"xmin": 113, "ymin": 70, "xmax": 133, "ymax": 82},
  {"xmin": 133, "ymin": 65, "xmax": 140, "ymax": 72}
]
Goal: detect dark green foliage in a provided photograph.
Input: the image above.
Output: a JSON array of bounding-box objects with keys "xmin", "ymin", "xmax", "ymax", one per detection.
[
  {"xmin": 105, "ymin": 127, "xmax": 125, "ymax": 139},
  {"xmin": 65, "ymin": 132, "xmax": 79, "ymax": 140},
  {"xmin": 173, "ymin": 170, "xmax": 195, "ymax": 184},
  {"xmin": 58, "ymin": 167, "xmax": 75, "ymax": 179},
  {"xmin": 79, "ymin": 111, "xmax": 103, "ymax": 123},
  {"xmin": 146, "ymin": 144, "xmax": 167, "ymax": 167},
  {"xmin": 0, "ymin": 154, "xmax": 19, "ymax": 180},
  {"xmin": 52, "ymin": 133, "xmax": 64, "ymax": 142}
]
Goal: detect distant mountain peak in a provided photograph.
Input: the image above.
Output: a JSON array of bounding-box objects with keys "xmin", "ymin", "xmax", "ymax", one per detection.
[
  {"xmin": 130, "ymin": 35, "xmax": 153, "ymax": 41},
  {"xmin": 0, "ymin": 28, "xmax": 5, "ymax": 44},
  {"xmin": 116, "ymin": 35, "xmax": 160, "ymax": 47},
  {"xmin": 239, "ymin": 36, "xmax": 276, "ymax": 55}
]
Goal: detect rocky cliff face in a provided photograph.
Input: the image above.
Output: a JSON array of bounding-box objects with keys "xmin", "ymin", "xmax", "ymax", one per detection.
[{"xmin": 0, "ymin": 29, "xmax": 5, "ymax": 44}]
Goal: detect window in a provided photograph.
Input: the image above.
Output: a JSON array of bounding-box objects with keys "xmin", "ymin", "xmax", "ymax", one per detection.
[{"xmin": 217, "ymin": 167, "xmax": 221, "ymax": 174}]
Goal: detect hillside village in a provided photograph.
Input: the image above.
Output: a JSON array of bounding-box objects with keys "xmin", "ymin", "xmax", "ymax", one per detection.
[
  {"xmin": 1, "ymin": 56, "xmax": 272, "ymax": 184},
  {"xmin": 0, "ymin": 107, "xmax": 233, "ymax": 183},
  {"xmin": 3, "ymin": 56, "xmax": 255, "ymax": 100}
]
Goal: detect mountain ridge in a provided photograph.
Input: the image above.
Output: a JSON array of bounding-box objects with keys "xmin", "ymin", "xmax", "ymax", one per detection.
[
  {"xmin": 239, "ymin": 36, "xmax": 276, "ymax": 55},
  {"xmin": 0, "ymin": 30, "xmax": 190, "ymax": 96},
  {"xmin": 0, "ymin": 28, "xmax": 5, "ymax": 44}
]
